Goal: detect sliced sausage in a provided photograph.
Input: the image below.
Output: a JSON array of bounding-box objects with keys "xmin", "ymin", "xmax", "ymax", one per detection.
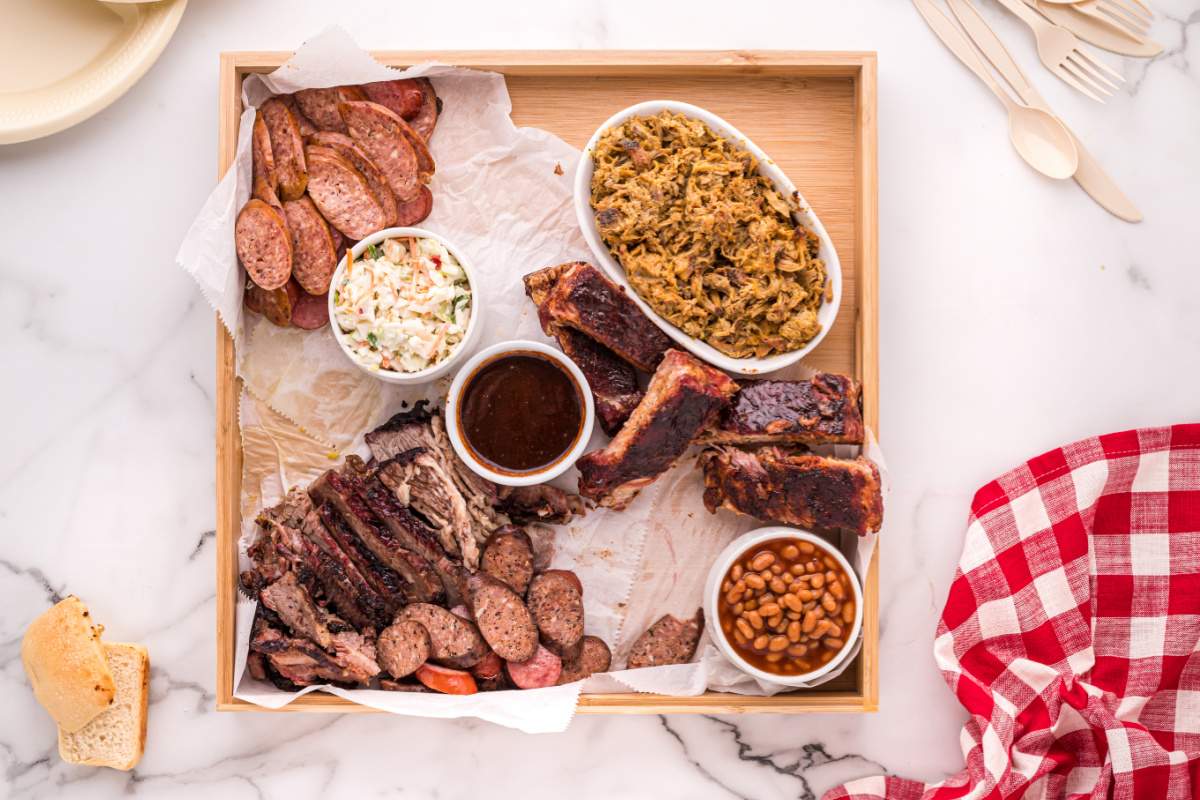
[
  {"xmin": 304, "ymin": 145, "xmax": 389, "ymax": 240},
  {"xmin": 291, "ymin": 290, "xmax": 329, "ymax": 330},
  {"xmin": 339, "ymin": 100, "xmax": 421, "ymax": 201},
  {"xmin": 397, "ymin": 603, "xmax": 488, "ymax": 669},
  {"xmin": 244, "ymin": 280, "xmax": 300, "ymax": 327},
  {"xmin": 505, "ymin": 644, "xmax": 562, "ymax": 689},
  {"xmin": 526, "ymin": 571, "xmax": 585, "ymax": 660},
  {"xmin": 377, "ymin": 619, "xmax": 431, "ymax": 679},
  {"xmin": 409, "ymin": 78, "xmax": 439, "ymax": 141},
  {"xmin": 307, "ymin": 131, "xmax": 400, "ymax": 227},
  {"xmin": 235, "ymin": 198, "xmax": 292, "ymax": 290},
  {"xmin": 468, "ymin": 573, "xmax": 539, "ymax": 663},
  {"xmin": 252, "ymin": 174, "xmax": 284, "ymax": 214},
  {"xmin": 293, "ymin": 86, "xmax": 363, "ymax": 132},
  {"xmin": 362, "ymin": 78, "xmax": 425, "ymax": 120},
  {"xmin": 282, "ymin": 196, "xmax": 337, "ymax": 294},
  {"xmin": 415, "ymin": 663, "xmax": 477, "ymax": 695},
  {"xmin": 251, "ymin": 111, "xmax": 276, "ymax": 190},
  {"xmin": 557, "ymin": 636, "xmax": 612, "ymax": 685},
  {"xmin": 470, "ymin": 650, "xmax": 503, "ymax": 680},
  {"xmin": 259, "ymin": 97, "xmax": 307, "ymax": 200},
  {"xmin": 625, "ymin": 609, "xmax": 705, "ymax": 669},
  {"xmin": 480, "ymin": 527, "xmax": 535, "ymax": 595},
  {"xmin": 392, "ymin": 113, "xmax": 434, "ymax": 182},
  {"xmin": 379, "ymin": 678, "xmax": 431, "ymax": 692},
  {"xmin": 394, "ymin": 184, "xmax": 433, "ymax": 227}
]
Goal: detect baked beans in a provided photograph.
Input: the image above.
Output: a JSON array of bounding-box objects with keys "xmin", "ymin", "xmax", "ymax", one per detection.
[{"xmin": 717, "ymin": 537, "xmax": 856, "ymax": 676}]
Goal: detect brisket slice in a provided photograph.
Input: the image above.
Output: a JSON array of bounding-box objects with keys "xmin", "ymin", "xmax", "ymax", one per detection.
[
  {"xmin": 524, "ymin": 263, "xmax": 643, "ymax": 435},
  {"xmin": 357, "ymin": 474, "xmax": 471, "ymax": 607},
  {"xmin": 701, "ymin": 373, "xmax": 865, "ymax": 446},
  {"xmin": 299, "ymin": 508, "xmax": 392, "ymax": 629},
  {"xmin": 250, "ymin": 608, "xmax": 379, "ymax": 686},
  {"xmin": 243, "ymin": 488, "xmax": 316, "ymax": 594},
  {"xmin": 259, "ymin": 573, "xmax": 381, "ymax": 677},
  {"xmin": 376, "ymin": 449, "xmax": 474, "ymax": 564},
  {"xmin": 699, "ymin": 446, "xmax": 884, "ymax": 535},
  {"xmin": 576, "ymin": 349, "xmax": 738, "ymax": 510},
  {"xmin": 311, "ymin": 469, "xmax": 445, "ymax": 603},
  {"xmin": 539, "ymin": 261, "xmax": 672, "ymax": 373}
]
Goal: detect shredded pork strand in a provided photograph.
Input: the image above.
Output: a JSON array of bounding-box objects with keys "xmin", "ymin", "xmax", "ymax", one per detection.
[{"xmin": 590, "ymin": 110, "xmax": 828, "ymax": 359}]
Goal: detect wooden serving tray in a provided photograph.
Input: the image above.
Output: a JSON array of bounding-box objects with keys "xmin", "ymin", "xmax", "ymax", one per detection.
[{"xmin": 216, "ymin": 50, "xmax": 879, "ymax": 715}]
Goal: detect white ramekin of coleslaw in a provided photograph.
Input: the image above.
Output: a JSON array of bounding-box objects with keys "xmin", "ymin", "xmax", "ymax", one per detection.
[{"xmin": 328, "ymin": 227, "xmax": 483, "ymax": 385}]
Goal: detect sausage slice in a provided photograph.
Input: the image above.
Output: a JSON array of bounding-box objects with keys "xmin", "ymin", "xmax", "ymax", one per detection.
[
  {"xmin": 526, "ymin": 570, "xmax": 585, "ymax": 661},
  {"xmin": 244, "ymin": 280, "xmax": 300, "ymax": 327},
  {"xmin": 468, "ymin": 574, "xmax": 539, "ymax": 663},
  {"xmin": 259, "ymin": 97, "xmax": 308, "ymax": 201},
  {"xmin": 235, "ymin": 198, "xmax": 292, "ymax": 290},
  {"xmin": 505, "ymin": 644, "xmax": 562, "ymax": 689},
  {"xmin": 625, "ymin": 609, "xmax": 704, "ymax": 669},
  {"xmin": 304, "ymin": 145, "xmax": 389, "ymax": 240},
  {"xmin": 397, "ymin": 603, "xmax": 488, "ymax": 669},
  {"xmin": 282, "ymin": 196, "xmax": 337, "ymax": 294},
  {"xmin": 252, "ymin": 111, "xmax": 276, "ymax": 191},
  {"xmin": 557, "ymin": 636, "xmax": 612, "ymax": 685},
  {"xmin": 362, "ymin": 78, "xmax": 425, "ymax": 120},
  {"xmin": 294, "ymin": 86, "xmax": 364, "ymax": 133},
  {"xmin": 291, "ymin": 290, "xmax": 328, "ymax": 330},
  {"xmin": 339, "ymin": 100, "xmax": 421, "ymax": 201},
  {"xmin": 394, "ymin": 185, "xmax": 433, "ymax": 226},
  {"xmin": 377, "ymin": 619, "xmax": 431, "ymax": 679},
  {"xmin": 480, "ymin": 527, "xmax": 535, "ymax": 595},
  {"xmin": 409, "ymin": 78, "xmax": 439, "ymax": 141},
  {"xmin": 306, "ymin": 131, "xmax": 399, "ymax": 228}
]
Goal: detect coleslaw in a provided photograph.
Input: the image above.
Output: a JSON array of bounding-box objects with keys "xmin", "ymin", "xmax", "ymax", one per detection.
[{"xmin": 333, "ymin": 236, "xmax": 472, "ymax": 373}]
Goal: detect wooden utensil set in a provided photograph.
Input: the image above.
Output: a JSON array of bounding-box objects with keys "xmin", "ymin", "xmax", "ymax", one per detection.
[{"xmin": 914, "ymin": 0, "xmax": 1160, "ymax": 222}]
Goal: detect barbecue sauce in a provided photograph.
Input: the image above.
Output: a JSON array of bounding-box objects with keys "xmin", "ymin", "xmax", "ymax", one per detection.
[{"xmin": 459, "ymin": 353, "xmax": 583, "ymax": 473}]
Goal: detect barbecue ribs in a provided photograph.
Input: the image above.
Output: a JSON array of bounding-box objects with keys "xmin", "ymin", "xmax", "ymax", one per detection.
[
  {"xmin": 701, "ymin": 373, "xmax": 865, "ymax": 446},
  {"xmin": 524, "ymin": 263, "xmax": 644, "ymax": 434},
  {"xmin": 699, "ymin": 446, "xmax": 883, "ymax": 535},
  {"xmin": 537, "ymin": 261, "xmax": 672, "ymax": 373},
  {"xmin": 576, "ymin": 349, "xmax": 738, "ymax": 509}
]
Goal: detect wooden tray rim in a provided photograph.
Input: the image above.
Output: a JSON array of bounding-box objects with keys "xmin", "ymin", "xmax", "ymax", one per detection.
[{"xmin": 215, "ymin": 49, "xmax": 879, "ymax": 715}]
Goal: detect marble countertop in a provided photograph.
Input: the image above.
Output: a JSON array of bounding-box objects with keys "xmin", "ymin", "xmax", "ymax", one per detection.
[{"xmin": 2, "ymin": 1, "xmax": 1197, "ymax": 797}]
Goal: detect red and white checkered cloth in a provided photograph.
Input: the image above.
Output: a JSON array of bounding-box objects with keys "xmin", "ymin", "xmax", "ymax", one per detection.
[{"xmin": 827, "ymin": 425, "xmax": 1200, "ymax": 800}]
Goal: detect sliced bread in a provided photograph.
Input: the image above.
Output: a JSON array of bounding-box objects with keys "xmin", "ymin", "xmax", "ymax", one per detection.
[
  {"xmin": 21, "ymin": 596, "xmax": 115, "ymax": 733},
  {"xmin": 58, "ymin": 643, "xmax": 149, "ymax": 771}
]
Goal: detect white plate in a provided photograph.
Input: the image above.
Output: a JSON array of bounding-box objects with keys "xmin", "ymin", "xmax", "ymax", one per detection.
[
  {"xmin": 0, "ymin": 0, "xmax": 187, "ymax": 145},
  {"xmin": 574, "ymin": 100, "xmax": 842, "ymax": 376}
]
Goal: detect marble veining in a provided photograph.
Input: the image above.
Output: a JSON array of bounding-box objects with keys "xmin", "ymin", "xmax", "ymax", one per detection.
[{"xmin": 1, "ymin": 0, "xmax": 1198, "ymax": 797}]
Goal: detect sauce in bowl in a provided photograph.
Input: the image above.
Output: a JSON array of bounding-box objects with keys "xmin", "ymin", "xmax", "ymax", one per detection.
[{"xmin": 458, "ymin": 352, "xmax": 584, "ymax": 474}]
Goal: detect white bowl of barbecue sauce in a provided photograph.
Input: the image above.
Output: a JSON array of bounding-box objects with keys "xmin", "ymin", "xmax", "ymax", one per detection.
[{"xmin": 445, "ymin": 340, "xmax": 595, "ymax": 487}]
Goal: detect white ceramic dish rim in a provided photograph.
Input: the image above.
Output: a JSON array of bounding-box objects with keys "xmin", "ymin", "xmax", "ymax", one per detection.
[
  {"xmin": 327, "ymin": 227, "xmax": 484, "ymax": 386},
  {"xmin": 444, "ymin": 339, "xmax": 596, "ymax": 487},
  {"xmin": 573, "ymin": 99, "xmax": 843, "ymax": 377},
  {"xmin": 0, "ymin": 0, "xmax": 188, "ymax": 145},
  {"xmin": 703, "ymin": 526, "xmax": 863, "ymax": 687}
]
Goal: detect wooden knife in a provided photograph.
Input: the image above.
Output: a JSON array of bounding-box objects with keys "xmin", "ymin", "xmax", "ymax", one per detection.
[
  {"xmin": 1024, "ymin": 0, "xmax": 1163, "ymax": 57},
  {"xmin": 947, "ymin": 0, "xmax": 1143, "ymax": 222}
]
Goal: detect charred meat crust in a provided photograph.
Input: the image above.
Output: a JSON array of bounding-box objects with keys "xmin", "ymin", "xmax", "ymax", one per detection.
[
  {"xmin": 540, "ymin": 262, "xmax": 672, "ymax": 373},
  {"xmin": 577, "ymin": 350, "xmax": 738, "ymax": 509},
  {"xmin": 702, "ymin": 373, "xmax": 865, "ymax": 446},
  {"xmin": 699, "ymin": 446, "xmax": 883, "ymax": 535}
]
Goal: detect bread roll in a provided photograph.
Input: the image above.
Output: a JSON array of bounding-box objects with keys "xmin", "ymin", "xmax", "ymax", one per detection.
[
  {"xmin": 21, "ymin": 597, "xmax": 114, "ymax": 733},
  {"xmin": 58, "ymin": 643, "xmax": 149, "ymax": 771}
]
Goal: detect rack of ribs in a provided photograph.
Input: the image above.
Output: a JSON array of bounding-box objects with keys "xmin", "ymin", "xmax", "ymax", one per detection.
[
  {"xmin": 701, "ymin": 373, "xmax": 865, "ymax": 446},
  {"xmin": 699, "ymin": 446, "xmax": 883, "ymax": 535},
  {"xmin": 535, "ymin": 261, "xmax": 672, "ymax": 373},
  {"xmin": 524, "ymin": 263, "xmax": 644, "ymax": 435},
  {"xmin": 577, "ymin": 349, "xmax": 738, "ymax": 510}
]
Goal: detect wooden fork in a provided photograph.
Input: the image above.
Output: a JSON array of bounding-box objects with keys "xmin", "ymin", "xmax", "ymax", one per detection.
[
  {"xmin": 1071, "ymin": 0, "xmax": 1154, "ymax": 39},
  {"xmin": 994, "ymin": 0, "xmax": 1124, "ymax": 102}
]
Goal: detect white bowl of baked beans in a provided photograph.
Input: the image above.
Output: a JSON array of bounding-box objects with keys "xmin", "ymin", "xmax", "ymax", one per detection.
[{"xmin": 705, "ymin": 527, "xmax": 863, "ymax": 686}]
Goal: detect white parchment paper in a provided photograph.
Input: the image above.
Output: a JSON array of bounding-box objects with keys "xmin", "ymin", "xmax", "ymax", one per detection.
[{"xmin": 177, "ymin": 27, "xmax": 884, "ymax": 732}]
